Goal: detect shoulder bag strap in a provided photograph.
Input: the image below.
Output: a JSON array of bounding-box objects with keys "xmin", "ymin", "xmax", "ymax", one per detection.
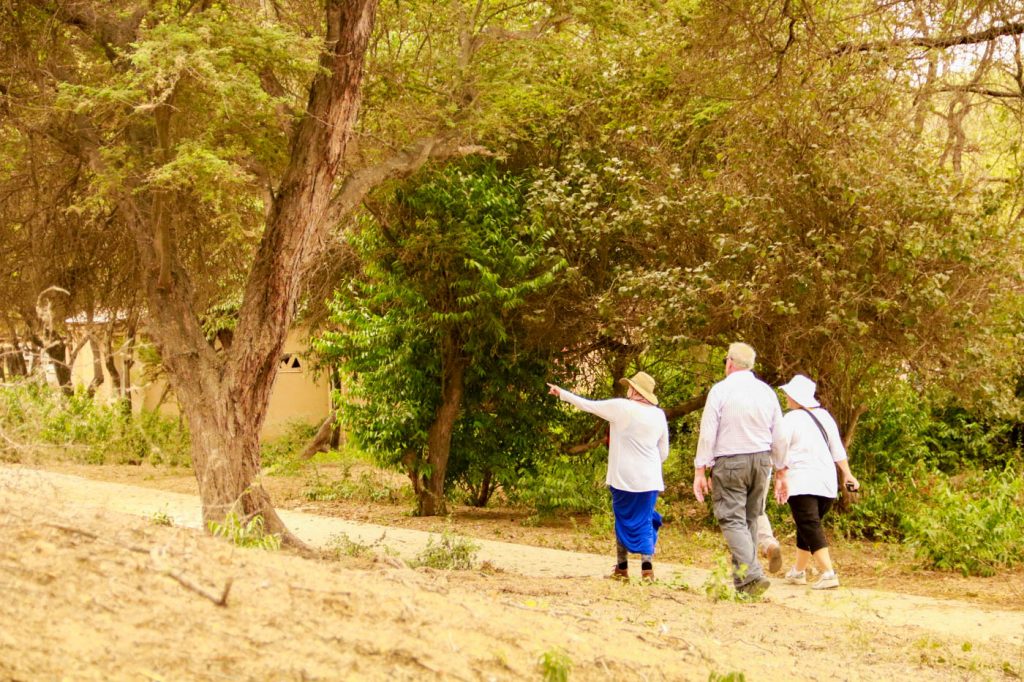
[{"xmin": 801, "ymin": 407, "xmax": 830, "ymax": 449}]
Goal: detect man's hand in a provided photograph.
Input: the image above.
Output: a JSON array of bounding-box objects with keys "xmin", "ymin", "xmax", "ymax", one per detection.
[
  {"xmin": 693, "ymin": 467, "xmax": 712, "ymax": 502},
  {"xmin": 546, "ymin": 383, "xmax": 561, "ymax": 398},
  {"xmin": 773, "ymin": 470, "xmax": 789, "ymax": 504}
]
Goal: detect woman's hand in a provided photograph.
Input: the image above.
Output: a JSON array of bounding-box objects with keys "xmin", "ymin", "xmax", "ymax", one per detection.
[
  {"xmin": 546, "ymin": 383, "xmax": 561, "ymax": 398},
  {"xmin": 843, "ymin": 474, "xmax": 860, "ymax": 492}
]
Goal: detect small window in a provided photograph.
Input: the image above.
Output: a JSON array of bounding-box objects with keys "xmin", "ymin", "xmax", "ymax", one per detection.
[{"xmin": 279, "ymin": 353, "xmax": 303, "ymax": 373}]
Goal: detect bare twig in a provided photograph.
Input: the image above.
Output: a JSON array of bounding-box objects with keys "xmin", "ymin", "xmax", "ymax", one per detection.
[{"xmin": 165, "ymin": 571, "xmax": 233, "ymax": 607}]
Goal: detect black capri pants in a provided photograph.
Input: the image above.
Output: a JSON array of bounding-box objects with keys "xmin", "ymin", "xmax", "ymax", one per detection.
[{"xmin": 788, "ymin": 494, "xmax": 834, "ymax": 553}]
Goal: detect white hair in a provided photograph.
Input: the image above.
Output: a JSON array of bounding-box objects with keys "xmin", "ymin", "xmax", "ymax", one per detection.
[{"xmin": 727, "ymin": 342, "xmax": 756, "ymax": 370}]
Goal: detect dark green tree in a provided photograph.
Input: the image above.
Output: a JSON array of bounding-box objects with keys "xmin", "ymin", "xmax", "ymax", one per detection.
[{"xmin": 317, "ymin": 164, "xmax": 565, "ymax": 515}]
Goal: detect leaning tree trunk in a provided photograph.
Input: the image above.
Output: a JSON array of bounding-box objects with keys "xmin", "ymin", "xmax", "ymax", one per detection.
[
  {"xmin": 174, "ymin": 379, "xmax": 290, "ymax": 534},
  {"xmin": 417, "ymin": 341, "xmax": 467, "ymax": 516},
  {"xmin": 121, "ymin": 0, "xmax": 379, "ymax": 545},
  {"xmin": 51, "ymin": 0, "xmax": 480, "ymax": 542}
]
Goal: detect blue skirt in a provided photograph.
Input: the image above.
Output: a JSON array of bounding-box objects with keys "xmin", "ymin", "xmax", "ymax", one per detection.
[{"xmin": 610, "ymin": 487, "xmax": 662, "ymax": 555}]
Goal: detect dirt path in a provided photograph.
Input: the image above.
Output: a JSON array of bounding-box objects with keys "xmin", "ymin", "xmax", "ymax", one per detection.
[{"xmin": 3, "ymin": 465, "xmax": 1021, "ymax": 652}]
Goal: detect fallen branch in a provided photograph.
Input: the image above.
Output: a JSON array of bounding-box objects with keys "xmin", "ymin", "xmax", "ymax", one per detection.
[
  {"xmin": 165, "ymin": 570, "xmax": 233, "ymax": 607},
  {"xmin": 43, "ymin": 521, "xmax": 233, "ymax": 605}
]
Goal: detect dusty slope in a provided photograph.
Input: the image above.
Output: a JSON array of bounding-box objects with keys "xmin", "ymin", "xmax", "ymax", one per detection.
[{"xmin": 1, "ymin": 466, "xmax": 1022, "ymax": 681}]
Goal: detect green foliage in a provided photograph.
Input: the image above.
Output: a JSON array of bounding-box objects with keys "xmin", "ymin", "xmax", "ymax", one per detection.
[
  {"xmin": 316, "ymin": 163, "xmax": 568, "ymax": 509},
  {"xmin": 0, "ymin": 381, "xmax": 189, "ymax": 466},
  {"xmin": 150, "ymin": 510, "xmax": 173, "ymax": 527},
  {"xmin": 835, "ymin": 381, "xmax": 1024, "ymax": 571},
  {"xmin": 304, "ymin": 465, "xmax": 411, "ymax": 505},
  {"xmin": 201, "ymin": 295, "xmax": 243, "ymax": 341},
  {"xmin": 412, "ymin": 531, "xmax": 480, "ymax": 571},
  {"xmin": 902, "ymin": 468, "xmax": 1024, "ymax": 576},
  {"xmin": 708, "ymin": 673, "xmax": 746, "ymax": 682},
  {"xmin": 538, "ymin": 648, "xmax": 572, "ymax": 682},
  {"xmin": 510, "ymin": 453, "xmax": 610, "ymax": 516},
  {"xmin": 259, "ymin": 421, "xmax": 319, "ymax": 476},
  {"xmin": 701, "ymin": 555, "xmax": 742, "ymax": 603},
  {"xmin": 325, "ymin": 532, "xmax": 393, "ymax": 560},
  {"xmin": 829, "ymin": 475, "xmax": 918, "ymax": 543},
  {"xmin": 207, "ymin": 513, "xmax": 281, "ymax": 551}
]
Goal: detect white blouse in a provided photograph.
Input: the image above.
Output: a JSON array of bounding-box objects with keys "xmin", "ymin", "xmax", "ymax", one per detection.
[
  {"xmin": 782, "ymin": 407, "xmax": 848, "ymax": 498},
  {"xmin": 558, "ymin": 390, "xmax": 670, "ymax": 492}
]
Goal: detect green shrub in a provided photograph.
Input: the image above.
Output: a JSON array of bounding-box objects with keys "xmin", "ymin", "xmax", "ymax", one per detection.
[
  {"xmin": 259, "ymin": 421, "xmax": 319, "ymax": 476},
  {"xmin": 207, "ymin": 513, "xmax": 281, "ymax": 550},
  {"xmin": 902, "ymin": 468, "xmax": 1024, "ymax": 576},
  {"xmin": 538, "ymin": 648, "xmax": 572, "ymax": 682},
  {"xmin": 304, "ymin": 464, "xmax": 411, "ymax": 504},
  {"xmin": 510, "ymin": 453, "xmax": 609, "ymax": 515},
  {"xmin": 325, "ymin": 532, "xmax": 393, "ymax": 559},
  {"xmin": 412, "ymin": 531, "xmax": 480, "ymax": 570},
  {"xmin": 0, "ymin": 381, "xmax": 189, "ymax": 466},
  {"xmin": 829, "ymin": 472, "xmax": 923, "ymax": 542}
]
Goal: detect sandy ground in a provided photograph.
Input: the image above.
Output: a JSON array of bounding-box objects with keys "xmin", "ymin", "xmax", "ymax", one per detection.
[{"xmin": 1, "ymin": 465, "xmax": 1023, "ymax": 681}]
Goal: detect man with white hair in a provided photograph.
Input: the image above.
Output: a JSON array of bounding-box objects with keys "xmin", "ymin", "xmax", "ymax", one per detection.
[{"xmin": 692, "ymin": 342, "xmax": 788, "ymax": 596}]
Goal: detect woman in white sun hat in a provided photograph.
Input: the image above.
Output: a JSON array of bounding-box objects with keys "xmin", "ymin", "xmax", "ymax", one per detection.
[
  {"xmin": 775, "ymin": 374, "xmax": 859, "ymax": 590},
  {"xmin": 548, "ymin": 371, "xmax": 669, "ymax": 581}
]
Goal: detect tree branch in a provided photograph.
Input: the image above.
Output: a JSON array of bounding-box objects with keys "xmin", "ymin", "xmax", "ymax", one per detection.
[
  {"xmin": 835, "ymin": 21, "xmax": 1024, "ymax": 55},
  {"xmin": 937, "ymin": 84, "xmax": 1024, "ymax": 99},
  {"xmin": 24, "ymin": 0, "xmax": 147, "ymax": 62},
  {"xmin": 663, "ymin": 391, "xmax": 710, "ymax": 421},
  {"xmin": 324, "ymin": 138, "xmax": 492, "ymax": 226}
]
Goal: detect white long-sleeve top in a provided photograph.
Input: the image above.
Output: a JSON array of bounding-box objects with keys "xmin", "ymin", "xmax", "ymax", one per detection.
[
  {"xmin": 558, "ymin": 389, "xmax": 670, "ymax": 492},
  {"xmin": 782, "ymin": 407, "xmax": 847, "ymax": 498},
  {"xmin": 694, "ymin": 370, "xmax": 788, "ymax": 470}
]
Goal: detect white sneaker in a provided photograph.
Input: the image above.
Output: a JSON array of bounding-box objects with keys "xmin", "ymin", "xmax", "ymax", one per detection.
[
  {"xmin": 784, "ymin": 568, "xmax": 807, "ymax": 585},
  {"xmin": 812, "ymin": 571, "xmax": 839, "ymax": 590}
]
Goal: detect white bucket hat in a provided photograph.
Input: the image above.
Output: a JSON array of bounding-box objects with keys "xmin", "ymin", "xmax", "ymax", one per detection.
[
  {"xmin": 619, "ymin": 371, "xmax": 658, "ymax": 405},
  {"xmin": 779, "ymin": 374, "xmax": 819, "ymax": 408}
]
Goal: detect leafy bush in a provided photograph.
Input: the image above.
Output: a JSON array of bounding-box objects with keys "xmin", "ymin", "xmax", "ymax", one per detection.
[
  {"xmin": 207, "ymin": 513, "xmax": 281, "ymax": 550},
  {"xmin": 852, "ymin": 381, "xmax": 1019, "ymax": 479},
  {"xmin": 304, "ymin": 463, "xmax": 411, "ymax": 504},
  {"xmin": 538, "ymin": 648, "xmax": 572, "ymax": 682},
  {"xmin": 510, "ymin": 453, "xmax": 609, "ymax": 516},
  {"xmin": 850, "ymin": 382, "xmax": 933, "ymax": 480},
  {"xmin": 902, "ymin": 468, "xmax": 1024, "ymax": 576},
  {"xmin": 259, "ymin": 421, "xmax": 318, "ymax": 476},
  {"xmin": 0, "ymin": 381, "xmax": 189, "ymax": 466},
  {"xmin": 412, "ymin": 531, "xmax": 480, "ymax": 571},
  {"xmin": 325, "ymin": 532, "xmax": 394, "ymax": 559},
  {"xmin": 829, "ymin": 471, "xmax": 923, "ymax": 542}
]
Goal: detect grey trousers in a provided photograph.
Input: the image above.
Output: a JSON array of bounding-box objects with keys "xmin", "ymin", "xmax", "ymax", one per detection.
[{"xmin": 711, "ymin": 452, "xmax": 772, "ymax": 587}]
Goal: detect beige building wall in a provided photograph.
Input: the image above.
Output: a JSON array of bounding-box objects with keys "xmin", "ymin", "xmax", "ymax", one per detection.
[
  {"xmin": 69, "ymin": 338, "xmax": 142, "ymax": 410},
  {"xmin": 262, "ymin": 329, "xmax": 333, "ymax": 438},
  {"xmin": 69, "ymin": 327, "xmax": 332, "ymax": 439}
]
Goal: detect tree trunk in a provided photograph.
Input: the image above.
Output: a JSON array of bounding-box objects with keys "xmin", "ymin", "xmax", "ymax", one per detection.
[
  {"xmin": 87, "ymin": 337, "xmax": 105, "ymax": 396},
  {"xmin": 177, "ymin": 388, "xmax": 291, "ymax": 536},
  {"xmin": 473, "ymin": 469, "xmax": 493, "ymax": 508},
  {"xmin": 45, "ymin": 338, "xmax": 72, "ymax": 394},
  {"xmin": 300, "ymin": 413, "xmax": 338, "ymax": 460},
  {"xmin": 117, "ymin": 0, "xmax": 379, "ymax": 544},
  {"xmin": 417, "ymin": 341, "xmax": 466, "ymax": 516}
]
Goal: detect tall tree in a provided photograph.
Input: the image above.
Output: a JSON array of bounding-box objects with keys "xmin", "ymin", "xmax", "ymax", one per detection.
[
  {"xmin": 318, "ymin": 164, "xmax": 564, "ymax": 515},
  {"xmin": 1, "ymin": 0, "xmax": 589, "ymax": 540}
]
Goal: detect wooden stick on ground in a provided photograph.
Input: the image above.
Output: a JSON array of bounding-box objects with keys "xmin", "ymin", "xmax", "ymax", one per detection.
[{"xmin": 165, "ymin": 571, "xmax": 233, "ymax": 607}]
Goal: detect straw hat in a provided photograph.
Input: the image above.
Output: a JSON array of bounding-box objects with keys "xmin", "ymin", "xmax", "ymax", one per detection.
[
  {"xmin": 779, "ymin": 374, "xmax": 819, "ymax": 408},
  {"xmin": 619, "ymin": 371, "xmax": 659, "ymax": 405}
]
